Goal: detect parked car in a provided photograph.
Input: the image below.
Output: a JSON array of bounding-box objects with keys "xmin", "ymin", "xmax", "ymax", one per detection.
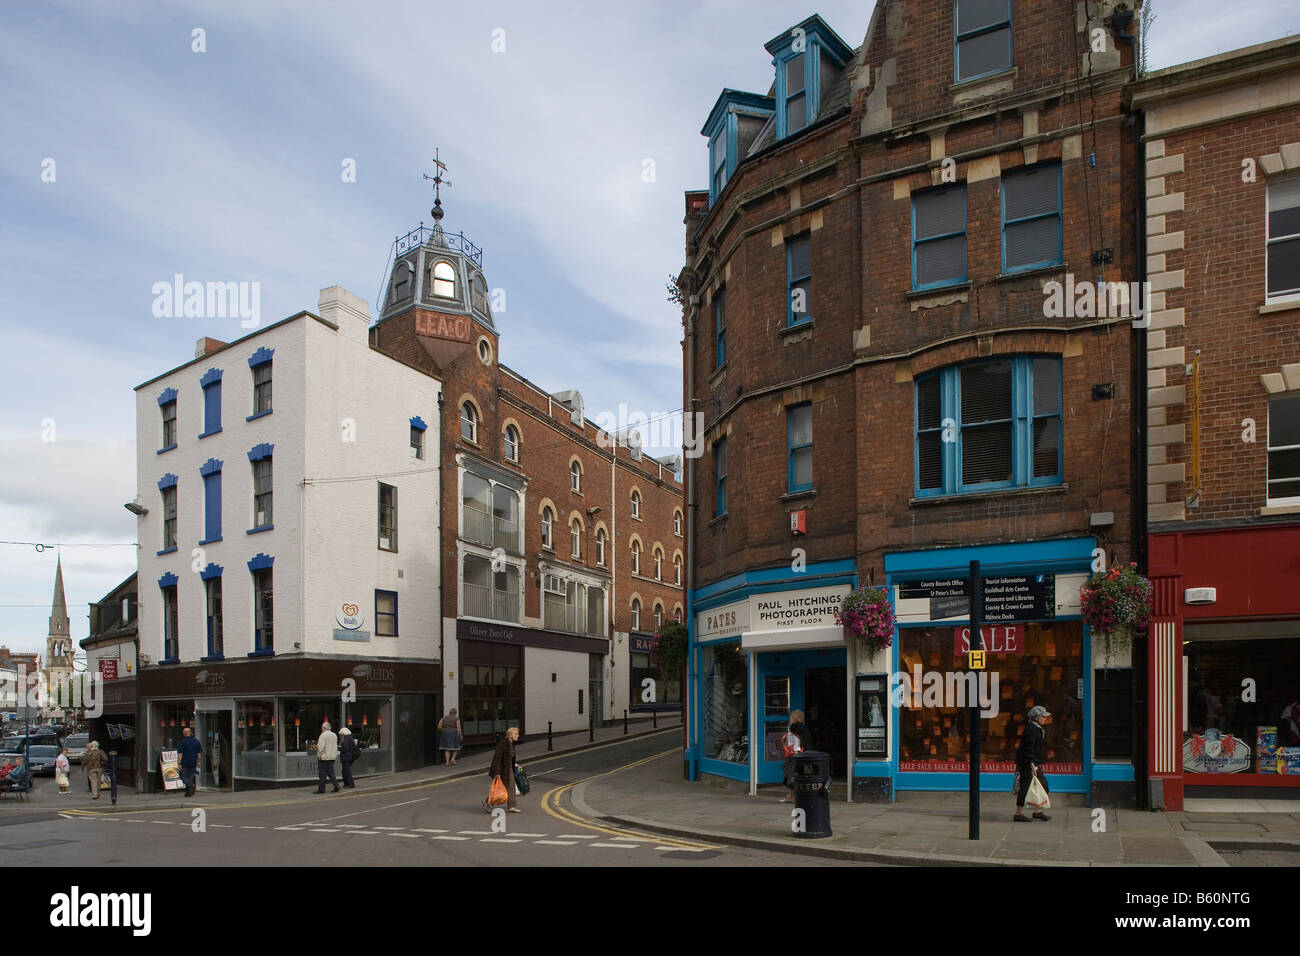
[
  {"xmin": 25, "ymin": 745, "xmax": 61, "ymax": 777},
  {"xmin": 64, "ymin": 733, "xmax": 89, "ymax": 764},
  {"xmin": 1, "ymin": 733, "xmax": 61, "ymax": 751}
]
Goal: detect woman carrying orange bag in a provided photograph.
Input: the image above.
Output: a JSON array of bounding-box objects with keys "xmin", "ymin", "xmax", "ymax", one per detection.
[{"xmin": 484, "ymin": 726, "xmax": 522, "ymax": 813}]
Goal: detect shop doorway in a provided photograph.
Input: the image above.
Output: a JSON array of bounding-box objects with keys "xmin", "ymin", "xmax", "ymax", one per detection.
[
  {"xmin": 804, "ymin": 667, "xmax": 847, "ymax": 778},
  {"xmin": 198, "ymin": 709, "xmax": 233, "ymax": 792}
]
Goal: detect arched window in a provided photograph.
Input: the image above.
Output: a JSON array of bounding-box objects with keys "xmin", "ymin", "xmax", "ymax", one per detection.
[
  {"xmin": 674, "ymin": 509, "xmax": 682, "ymax": 536},
  {"xmin": 674, "ymin": 554, "xmax": 682, "ymax": 586},
  {"xmin": 571, "ymin": 518, "xmax": 581, "ymax": 559},
  {"xmin": 504, "ymin": 425, "xmax": 519, "ymax": 462},
  {"xmin": 595, "ymin": 528, "xmax": 606, "ymax": 566},
  {"xmin": 460, "ymin": 402, "xmax": 478, "ymax": 443},
  {"xmin": 432, "ymin": 261, "xmax": 456, "ymax": 298},
  {"xmin": 673, "ymin": 606, "xmax": 682, "ymax": 623},
  {"xmin": 630, "ymin": 598, "xmax": 641, "ymax": 631},
  {"xmin": 654, "ymin": 547, "xmax": 663, "ymax": 581},
  {"xmin": 631, "ymin": 540, "xmax": 640, "ymax": 576},
  {"xmin": 653, "ymin": 602, "xmax": 663, "ymax": 629},
  {"xmin": 630, "ymin": 490, "xmax": 641, "ymax": 518},
  {"xmin": 541, "ymin": 507, "xmax": 553, "ymax": 549},
  {"xmin": 570, "ymin": 460, "xmax": 582, "ymax": 493}
]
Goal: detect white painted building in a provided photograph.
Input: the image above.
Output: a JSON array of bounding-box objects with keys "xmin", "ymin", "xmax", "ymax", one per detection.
[{"xmin": 132, "ymin": 287, "xmax": 444, "ymax": 791}]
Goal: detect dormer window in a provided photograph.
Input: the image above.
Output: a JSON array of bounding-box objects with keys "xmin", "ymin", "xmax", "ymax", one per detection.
[
  {"xmin": 767, "ymin": 17, "xmax": 852, "ymax": 143},
  {"xmin": 432, "ymin": 261, "xmax": 456, "ymax": 298},
  {"xmin": 702, "ymin": 92, "xmax": 774, "ymax": 207},
  {"xmin": 785, "ymin": 54, "xmax": 806, "ymax": 134}
]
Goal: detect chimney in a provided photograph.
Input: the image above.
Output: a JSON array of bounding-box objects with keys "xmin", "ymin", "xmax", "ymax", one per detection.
[
  {"xmin": 318, "ymin": 286, "xmax": 372, "ymax": 343},
  {"xmin": 195, "ymin": 337, "xmax": 228, "ymax": 358}
]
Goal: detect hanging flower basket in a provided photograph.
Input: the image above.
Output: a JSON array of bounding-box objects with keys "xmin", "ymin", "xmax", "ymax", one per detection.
[
  {"xmin": 1080, "ymin": 563, "xmax": 1152, "ymax": 666},
  {"xmin": 835, "ymin": 587, "xmax": 895, "ymax": 665}
]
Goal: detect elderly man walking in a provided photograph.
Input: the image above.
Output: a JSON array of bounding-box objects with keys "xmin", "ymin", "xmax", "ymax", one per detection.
[
  {"xmin": 83, "ymin": 741, "xmax": 107, "ymax": 800},
  {"xmin": 315, "ymin": 720, "xmax": 340, "ymax": 794}
]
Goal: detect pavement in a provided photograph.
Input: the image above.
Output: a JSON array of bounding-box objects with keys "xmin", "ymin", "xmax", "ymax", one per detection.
[{"xmin": 7, "ymin": 715, "xmax": 1299, "ymax": 867}]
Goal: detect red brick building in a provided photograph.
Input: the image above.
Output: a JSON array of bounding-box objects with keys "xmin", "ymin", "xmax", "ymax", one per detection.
[
  {"xmin": 1130, "ymin": 36, "xmax": 1300, "ymax": 809},
  {"xmin": 681, "ymin": 2, "xmax": 1142, "ymax": 802},
  {"xmin": 371, "ymin": 208, "xmax": 684, "ymax": 743}
]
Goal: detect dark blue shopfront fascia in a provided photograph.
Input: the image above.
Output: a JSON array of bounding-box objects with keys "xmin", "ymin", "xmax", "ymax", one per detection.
[
  {"xmin": 687, "ymin": 559, "xmax": 857, "ymax": 785},
  {"xmin": 874, "ymin": 536, "xmax": 1134, "ymax": 799}
]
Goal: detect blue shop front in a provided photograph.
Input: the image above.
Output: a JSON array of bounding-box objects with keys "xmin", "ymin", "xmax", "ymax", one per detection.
[{"xmin": 687, "ymin": 541, "xmax": 1137, "ymax": 805}]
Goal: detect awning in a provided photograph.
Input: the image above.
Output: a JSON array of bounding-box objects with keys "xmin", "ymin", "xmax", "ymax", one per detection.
[{"xmin": 741, "ymin": 624, "xmax": 845, "ymax": 653}]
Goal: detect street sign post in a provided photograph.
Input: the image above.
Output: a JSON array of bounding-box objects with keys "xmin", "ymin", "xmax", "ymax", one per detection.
[{"xmin": 968, "ymin": 560, "xmax": 983, "ymax": 841}]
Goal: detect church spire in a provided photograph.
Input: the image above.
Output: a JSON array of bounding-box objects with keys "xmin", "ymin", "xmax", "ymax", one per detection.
[{"xmin": 49, "ymin": 556, "xmax": 69, "ymax": 638}]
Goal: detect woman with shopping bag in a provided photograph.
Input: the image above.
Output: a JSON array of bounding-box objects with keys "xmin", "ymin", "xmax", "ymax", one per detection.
[
  {"xmin": 483, "ymin": 726, "xmax": 523, "ymax": 814},
  {"xmin": 1013, "ymin": 705, "xmax": 1051, "ymax": 822}
]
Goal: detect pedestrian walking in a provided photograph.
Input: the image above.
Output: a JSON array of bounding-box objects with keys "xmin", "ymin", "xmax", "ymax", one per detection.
[
  {"xmin": 55, "ymin": 748, "xmax": 71, "ymax": 794},
  {"xmin": 483, "ymin": 726, "xmax": 522, "ymax": 813},
  {"xmin": 438, "ymin": 708, "xmax": 463, "ymax": 765},
  {"xmin": 83, "ymin": 741, "xmax": 107, "ymax": 800},
  {"xmin": 315, "ymin": 720, "xmax": 340, "ymax": 794},
  {"xmin": 781, "ymin": 709, "xmax": 809, "ymax": 804},
  {"xmin": 1014, "ymin": 705, "xmax": 1052, "ymax": 822},
  {"xmin": 338, "ymin": 726, "xmax": 358, "ymax": 789},
  {"xmin": 178, "ymin": 726, "xmax": 203, "ymax": 797}
]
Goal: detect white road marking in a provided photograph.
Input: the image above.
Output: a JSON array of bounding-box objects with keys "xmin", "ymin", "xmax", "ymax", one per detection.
[
  {"xmin": 353, "ymin": 830, "xmax": 383, "ymax": 835},
  {"xmin": 432, "ymin": 835, "xmax": 470, "ymax": 841},
  {"xmin": 558, "ymin": 834, "xmax": 598, "ymax": 839},
  {"xmin": 310, "ymin": 828, "xmax": 342, "ymax": 832},
  {"xmin": 336, "ymin": 824, "xmax": 364, "ymax": 828},
  {"xmin": 590, "ymin": 842, "xmax": 638, "ymax": 849},
  {"xmin": 387, "ymin": 833, "xmax": 422, "ymax": 838},
  {"xmin": 240, "ymin": 826, "xmax": 264, "ymax": 830},
  {"xmin": 275, "ymin": 826, "xmax": 304, "ymax": 831},
  {"xmin": 373, "ymin": 826, "xmax": 404, "ymax": 830},
  {"xmin": 211, "ymin": 824, "xmax": 233, "ymax": 828},
  {"xmin": 413, "ymin": 828, "xmax": 448, "ymax": 833},
  {"xmin": 304, "ymin": 796, "xmax": 429, "ymax": 825},
  {"xmin": 508, "ymin": 832, "xmax": 548, "ymax": 837},
  {"xmin": 481, "ymin": 838, "xmax": 522, "ymax": 843},
  {"xmin": 125, "ymin": 820, "xmax": 147, "ymax": 823},
  {"xmin": 610, "ymin": 836, "xmax": 646, "ymax": 842},
  {"xmin": 534, "ymin": 840, "xmax": 579, "ymax": 846},
  {"xmin": 151, "ymin": 821, "xmax": 174, "ymax": 825},
  {"xmin": 457, "ymin": 830, "xmax": 494, "ymax": 835}
]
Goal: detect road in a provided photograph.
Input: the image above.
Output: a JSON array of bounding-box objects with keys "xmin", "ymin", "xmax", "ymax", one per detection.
[{"xmin": 0, "ymin": 730, "xmax": 859, "ymax": 867}]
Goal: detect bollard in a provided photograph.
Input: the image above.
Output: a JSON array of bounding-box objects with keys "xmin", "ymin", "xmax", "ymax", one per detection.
[
  {"xmin": 109, "ymin": 749, "xmax": 118, "ymax": 806},
  {"xmin": 653, "ymin": 709, "xmax": 657, "ymax": 729},
  {"xmin": 547, "ymin": 721, "xmax": 553, "ymax": 752},
  {"xmin": 623, "ymin": 709, "xmax": 628, "ymax": 735},
  {"xmin": 589, "ymin": 715, "xmax": 594, "ymax": 743}
]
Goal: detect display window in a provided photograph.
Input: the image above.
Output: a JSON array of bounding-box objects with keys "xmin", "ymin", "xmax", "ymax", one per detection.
[
  {"xmin": 897, "ymin": 622, "xmax": 1083, "ymax": 772},
  {"xmin": 235, "ymin": 699, "xmax": 275, "ymax": 779},
  {"xmin": 150, "ymin": 700, "xmax": 195, "ymax": 770},
  {"xmin": 701, "ymin": 642, "xmax": 747, "ymax": 763},
  {"xmin": 1184, "ymin": 622, "xmax": 1300, "ymax": 775}
]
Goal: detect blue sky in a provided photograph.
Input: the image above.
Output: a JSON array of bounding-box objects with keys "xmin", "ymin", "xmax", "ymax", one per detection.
[{"xmin": 0, "ymin": 0, "xmax": 1295, "ymax": 656}]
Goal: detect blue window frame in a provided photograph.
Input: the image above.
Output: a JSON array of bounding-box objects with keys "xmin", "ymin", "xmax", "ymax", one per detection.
[
  {"xmin": 787, "ymin": 235, "xmax": 812, "ymax": 327},
  {"xmin": 715, "ymin": 439, "xmax": 728, "ymax": 517},
  {"xmin": 376, "ymin": 590, "xmax": 398, "ymax": 637},
  {"xmin": 914, "ymin": 355, "xmax": 1061, "ymax": 497},
  {"xmin": 158, "ymin": 387, "xmax": 178, "ymax": 453},
  {"xmin": 200, "ymin": 368, "xmax": 222, "ymax": 437},
  {"xmin": 788, "ymin": 403, "xmax": 813, "ymax": 492},
  {"xmin": 710, "ymin": 131, "xmax": 728, "ymax": 200},
  {"xmin": 954, "ymin": 0, "xmax": 1013, "ymax": 84},
  {"xmin": 158, "ymin": 473, "xmax": 178, "ymax": 554},
  {"xmin": 784, "ymin": 53, "xmax": 807, "ymax": 135},
  {"xmin": 248, "ymin": 443, "xmax": 274, "ymax": 532},
  {"xmin": 1001, "ymin": 163, "xmax": 1062, "ymax": 273},
  {"xmin": 200, "ymin": 458, "xmax": 222, "ymax": 544},
  {"xmin": 248, "ymin": 347, "xmax": 273, "ymax": 421},
  {"xmin": 766, "ymin": 20, "xmax": 851, "ymax": 143},
  {"xmin": 159, "ymin": 574, "xmax": 179, "ymax": 663},
  {"xmin": 200, "ymin": 564, "xmax": 223, "ymax": 660},
  {"xmin": 410, "ymin": 416, "xmax": 427, "ymax": 460},
  {"xmin": 715, "ymin": 288, "xmax": 726, "ymax": 367},
  {"xmin": 703, "ymin": 92, "xmax": 774, "ymax": 207},
  {"xmin": 248, "ymin": 553, "xmax": 274, "ymax": 656},
  {"xmin": 913, "ymin": 185, "xmax": 968, "ymax": 290}
]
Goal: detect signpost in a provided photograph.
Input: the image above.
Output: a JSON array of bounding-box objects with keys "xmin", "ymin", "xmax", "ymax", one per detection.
[{"xmin": 968, "ymin": 561, "xmax": 983, "ymax": 841}]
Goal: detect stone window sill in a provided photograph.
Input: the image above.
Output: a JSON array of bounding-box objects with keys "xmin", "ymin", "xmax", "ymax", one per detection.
[
  {"xmin": 909, "ymin": 483, "xmax": 1067, "ymax": 507},
  {"xmin": 1260, "ymin": 298, "xmax": 1300, "ymax": 316}
]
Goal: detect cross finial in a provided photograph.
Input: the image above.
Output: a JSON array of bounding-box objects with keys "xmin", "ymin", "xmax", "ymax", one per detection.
[{"xmin": 422, "ymin": 148, "xmax": 452, "ymax": 222}]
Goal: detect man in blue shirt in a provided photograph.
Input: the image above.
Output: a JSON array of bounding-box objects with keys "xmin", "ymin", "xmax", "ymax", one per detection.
[{"xmin": 178, "ymin": 726, "xmax": 203, "ymax": 798}]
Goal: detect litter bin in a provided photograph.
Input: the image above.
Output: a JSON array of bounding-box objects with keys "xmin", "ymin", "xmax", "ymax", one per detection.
[{"xmin": 792, "ymin": 749, "xmax": 831, "ymax": 838}]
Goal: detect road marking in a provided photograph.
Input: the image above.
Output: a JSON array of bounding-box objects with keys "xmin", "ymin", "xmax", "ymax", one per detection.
[
  {"xmin": 413, "ymin": 828, "xmax": 448, "ymax": 833},
  {"xmin": 481, "ymin": 838, "xmax": 522, "ymax": 843},
  {"xmin": 658, "ymin": 846, "xmax": 705, "ymax": 852},
  {"xmin": 534, "ymin": 840, "xmax": 579, "ymax": 845},
  {"xmin": 240, "ymin": 826, "xmax": 264, "ymax": 830},
  {"xmin": 275, "ymin": 826, "xmax": 304, "ymax": 831},
  {"xmin": 336, "ymin": 824, "xmax": 364, "ymax": 828},
  {"xmin": 353, "ymin": 830, "xmax": 383, "ymax": 835},
  {"xmin": 611, "ymin": 836, "xmax": 646, "ymax": 843},
  {"xmin": 590, "ymin": 842, "xmax": 638, "ymax": 849},
  {"xmin": 508, "ymin": 832, "xmax": 548, "ymax": 837},
  {"xmin": 558, "ymin": 834, "xmax": 598, "ymax": 839},
  {"xmin": 373, "ymin": 826, "xmax": 404, "ymax": 830},
  {"xmin": 432, "ymin": 835, "xmax": 469, "ymax": 841},
  {"xmin": 125, "ymin": 820, "xmax": 148, "ymax": 823},
  {"xmin": 211, "ymin": 824, "xmax": 232, "ymax": 828},
  {"xmin": 387, "ymin": 833, "xmax": 421, "ymax": 838},
  {"xmin": 310, "ymin": 828, "xmax": 342, "ymax": 832},
  {"xmin": 457, "ymin": 830, "xmax": 494, "ymax": 835}
]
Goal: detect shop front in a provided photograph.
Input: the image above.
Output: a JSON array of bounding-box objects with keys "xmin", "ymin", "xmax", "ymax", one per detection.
[
  {"xmin": 87, "ymin": 676, "xmax": 139, "ymax": 789},
  {"xmin": 629, "ymin": 632, "xmax": 682, "ymax": 714},
  {"xmin": 687, "ymin": 560, "xmax": 857, "ymax": 792},
  {"xmin": 138, "ymin": 657, "xmax": 440, "ymax": 792},
  {"xmin": 1148, "ymin": 523, "xmax": 1300, "ymax": 810},
  {"xmin": 875, "ymin": 538, "xmax": 1132, "ymax": 804}
]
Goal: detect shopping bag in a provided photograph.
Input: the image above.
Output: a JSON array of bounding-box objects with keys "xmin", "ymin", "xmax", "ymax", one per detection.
[
  {"xmin": 487, "ymin": 774, "xmax": 509, "ymax": 806},
  {"xmin": 514, "ymin": 765, "xmax": 530, "ymax": 796},
  {"xmin": 1025, "ymin": 774, "xmax": 1051, "ymax": 811},
  {"xmin": 781, "ymin": 732, "xmax": 803, "ymax": 758}
]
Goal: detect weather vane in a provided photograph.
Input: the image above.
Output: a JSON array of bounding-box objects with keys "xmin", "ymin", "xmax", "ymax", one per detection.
[{"xmin": 422, "ymin": 148, "xmax": 451, "ymax": 222}]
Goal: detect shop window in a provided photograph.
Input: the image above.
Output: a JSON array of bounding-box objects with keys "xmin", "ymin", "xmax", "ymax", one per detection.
[
  {"xmin": 1094, "ymin": 669, "xmax": 1133, "ymax": 759},
  {"xmin": 1267, "ymin": 173, "xmax": 1300, "ymax": 300},
  {"xmin": 897, "ymin": 622, "xmax": 1083, "ymax": 772},
  {"xmin": 1267, "ymin": 392, "xmax": 1300, "ymax": 504},
  {"xmin": 342, "ymin": 698, "xmax": 392, "ymax": 760},
  {"xmin": 701, "ymin": 642, "xmax": 748, "ymax": 763},
  {"xmin": 913, "ymin": 185, "xmax": 967, "ymax": 290},
  {"xmin": 460, "ymin": 662, "xmax": 521, "ymax": 737},
  {"xmin": 235, "ymin": 699, "xmax": 275, "ymax": 779},
  {"xmin": 955, "ymin": 0, "xmax": 1012, "ymax": 83},
  {"xmin": 1002, "ymin": 163, "xmax": 1062, "ymax": 273},
  {"xmin": 150, "ymin": 700, "xmax": 195, "ymax": 773},
  {"xmin": 630, "ymin": 645, "xmax": 681, "ymax": 708},
  {"xmin": 916, "ymin": 355, "xmax": 1061, "ymax": 496}
]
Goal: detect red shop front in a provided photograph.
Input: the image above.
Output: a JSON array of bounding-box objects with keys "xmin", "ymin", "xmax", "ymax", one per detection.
[{"xmin": 1147, "ymin": 522, "xmax": 1300, "ymax": 810}]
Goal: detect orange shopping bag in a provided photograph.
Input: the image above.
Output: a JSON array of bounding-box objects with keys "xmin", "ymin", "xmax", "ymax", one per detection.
[{"xmin": 487, "ymin": 774, "xmax": 509, "ymax": 806}]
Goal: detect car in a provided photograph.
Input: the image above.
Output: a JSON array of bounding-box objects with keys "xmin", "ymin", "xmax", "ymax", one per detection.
[
  {"xmin": 25, "ymin": 745, "xmax": 60, "ymax": 777},
  {"xmin": 64, "ymin": 733, "xmax": 89, "ymax": 764},
  {"xmin": 1, "ymin": 733, "xmax": 60, "ymax": 751}
]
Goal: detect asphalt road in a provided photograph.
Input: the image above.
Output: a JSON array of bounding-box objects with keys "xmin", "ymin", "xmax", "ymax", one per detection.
[{"xmin": 1, "ymin": 730, "xmax": 857, "ymax": 867}]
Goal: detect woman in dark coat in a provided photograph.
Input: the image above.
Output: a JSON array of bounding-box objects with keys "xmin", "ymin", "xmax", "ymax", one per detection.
[
  {"xmin": 782, "ymin": 709, "xmax": 810, "ymax": 804},
  {"xmin": 484, "ymin": 726, "xmax": 521, "ymax": 813},
  {"xmin": 338, "ymin": 727, "xmax": 359, "ymax": 789},
  {"xmin": 1014, "ymin": 705, "xmax": 1051, "ymax": 822}
]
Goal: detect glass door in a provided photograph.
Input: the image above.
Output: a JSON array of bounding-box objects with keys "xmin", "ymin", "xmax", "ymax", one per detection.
[{"xmin": 199, "ymin": 710, "xmax": 233, "ymax": 792}]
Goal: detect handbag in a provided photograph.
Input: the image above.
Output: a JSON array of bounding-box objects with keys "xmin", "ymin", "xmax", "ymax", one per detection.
[
  {"xmin": 514, "ymin": 765, "xmax": 530, "ymax": 796},
  {"xmin": 1025, "ymin": 773, "xmax": 1051, "ymax": 811},
  {"xmin": 487, "ymin": 774, "xmax": 509, "ymax": 806},
  {"xmin": 781, "ymin": 731, "xmax": 803, "ymax": 759}
]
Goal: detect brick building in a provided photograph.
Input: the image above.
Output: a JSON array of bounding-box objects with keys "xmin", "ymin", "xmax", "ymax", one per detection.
[
  {"xmin": 1129, "ymin": 36, "xmax": 1300, "ymax": 809},
  {"xmin": 681, "ymin": 2, "xmax": 1142, "ymax": 802},
  {"xmin": 370, "ymin": 201, "xmax": 685, "ymax": 744}
]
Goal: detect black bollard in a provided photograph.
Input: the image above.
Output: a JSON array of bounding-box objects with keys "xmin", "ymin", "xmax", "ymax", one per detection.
[
  {"xmin": 589, "ymin": 715, "xmax": 594, "ymax": 743},
  {"xmin": 653, "ymin": 709, "xmax": 657, "ymax": 729},
  {"xmin": 623, "ymin": 709, "xmax": 628, "ymax": 735},
  {"xmin": 547, "ymin": 721, "xmax": 553, "ymax": 752}
]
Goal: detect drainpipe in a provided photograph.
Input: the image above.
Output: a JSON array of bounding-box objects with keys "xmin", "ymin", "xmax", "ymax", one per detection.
[
  {"xmin": 1131, "ymin": 105, "xmax": 1150, "ymax": 811},
  {"xmin": 685, "ymin": 292, "xmax": 699, "ymax": 781},
  {"xmin": 437, "ymin": 391, "xmax": 445, "ymax": 719}
]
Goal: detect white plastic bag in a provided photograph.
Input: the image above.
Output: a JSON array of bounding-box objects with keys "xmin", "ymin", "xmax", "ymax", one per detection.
[{"xmin": 1025, "ymin": 774, "xmax": 1051, "ymax": 811}]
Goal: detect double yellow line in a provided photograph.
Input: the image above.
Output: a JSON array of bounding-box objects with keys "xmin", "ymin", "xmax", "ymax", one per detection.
[{"xmin": 541, "ymin": 748, "xmax": 717, "ymax": 851}]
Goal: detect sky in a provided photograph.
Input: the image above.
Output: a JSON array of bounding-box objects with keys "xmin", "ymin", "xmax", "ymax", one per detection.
[{"xmin": 0, "ymin": 0, "xmax": 1295, "ymax": 656}]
